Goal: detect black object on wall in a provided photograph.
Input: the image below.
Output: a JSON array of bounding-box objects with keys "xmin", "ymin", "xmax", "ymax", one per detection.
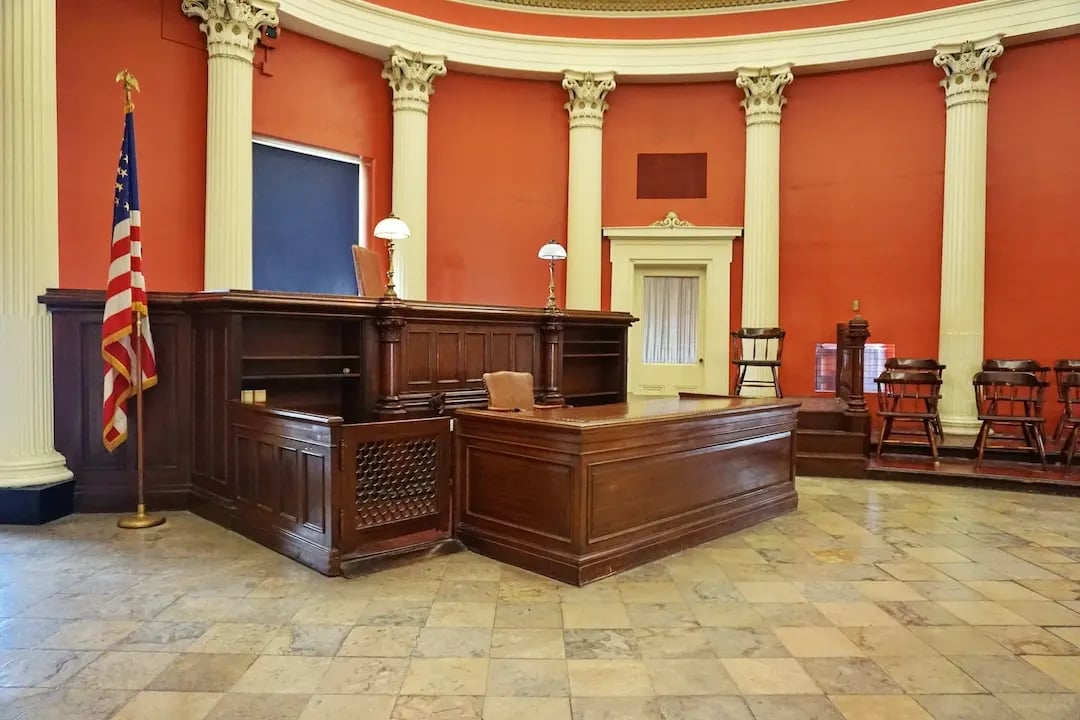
[{"xmin": 253, "ymin": 142, "xmax": 361, "ymax": 295}]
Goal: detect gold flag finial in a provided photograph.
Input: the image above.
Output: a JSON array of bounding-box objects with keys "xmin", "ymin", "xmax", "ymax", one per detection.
[
  {"xmin": 115, "ymin": 70, "xmax": 140, "ymax": 113},
  {"xmin": 852, "ymin": 299, "xmax": 860, "ymax": 313}
]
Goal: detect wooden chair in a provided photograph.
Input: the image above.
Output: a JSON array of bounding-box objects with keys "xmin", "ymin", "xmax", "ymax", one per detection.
[
  {"xmin": 982, "ymin": 359, "xmax": 1050, "ymax": 383},
  {"xmin": 1060, "ymin": 372, "xmax": 1080, "ymax": 473},
  {"xmin": 1053, "ymin": 360, "xmax": 1080, "ymax": 440},
  {"xmin": 482, "ymin": 371, "xmax": 537, "ymax": 412},
  {"xmin": 731, "ymin": 327, "xmax": 785, "ymax": 397},
  {"xmin": 972, "ymin": 371, "xmax": 1048, "ymax": 470},
  {"xmin": 875, "ymin": 370, "xmax": 943, "ymax": 463},
  {"xmin": 885, "ymin": 358, "xmax": 946, "ymax": 439},
  {"xmin": 352, "ymin": 245, "xmax": 384, "ymax": 298}
]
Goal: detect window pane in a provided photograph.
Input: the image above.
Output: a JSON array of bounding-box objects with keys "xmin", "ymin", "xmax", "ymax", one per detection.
[{"xmin": 642, "ymin": 276, "xmax": 698, "ymax": 364}]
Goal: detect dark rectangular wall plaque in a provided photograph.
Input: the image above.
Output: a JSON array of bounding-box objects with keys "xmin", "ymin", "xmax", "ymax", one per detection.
[{"xmin": 636, "ymin": 153, "xmax": 708, "ymax": 199}]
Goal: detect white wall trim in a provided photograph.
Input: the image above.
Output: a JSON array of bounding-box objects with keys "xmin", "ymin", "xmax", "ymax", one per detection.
[
  {"xmin": 279, "ymin": 0, "xmax": 1080, "ymax": 80},
  {"xmin": 253, "ymin": 135, "xmax": 363, "ymax": 164},
  {"xmin": 607, "ymin": 223, "xmax": 741, "ymax": 395}
]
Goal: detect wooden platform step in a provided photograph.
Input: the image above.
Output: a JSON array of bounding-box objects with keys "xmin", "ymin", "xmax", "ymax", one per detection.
[
  {"xmin": 872, "ymin": 432, "xmax": 1066, "ymax": 464},
  {"xmin": 867, "ymin": 456, "xmax": 1080, "ymax": 496}
]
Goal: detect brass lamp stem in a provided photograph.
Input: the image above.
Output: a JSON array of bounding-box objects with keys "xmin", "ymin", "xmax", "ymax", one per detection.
[
  {"xmin": 384, "ymin": 239, "xmax": 398, "ymax": 299},
  {"xmin": 545, "ymin": 259, "xmax": 557, "ymax": 311}
]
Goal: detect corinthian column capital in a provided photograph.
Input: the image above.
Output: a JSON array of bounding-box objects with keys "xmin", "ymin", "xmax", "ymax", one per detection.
[
  {"xmin": 736, "ymin": 64, "xmax": 793, "ymax": 127},
  {"xmin": 933, "ymin": 36, "xmax": 1004, "ymax": 108},
  {"xmin": 382, "ymin": 47, "xmax": 447, "ymax": 115},
  {"xmin": 181, "ymin": 0, "xmax": 279, "ymax": 62},
  {"xmin": 562, "ymin": 70, "xmax": 616, "ymax": 130}
]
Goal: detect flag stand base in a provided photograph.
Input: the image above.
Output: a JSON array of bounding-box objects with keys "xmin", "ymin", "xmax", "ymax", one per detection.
[{"xmin": 117, "ymin": 503, "xmax": 165, "ymax": 530}]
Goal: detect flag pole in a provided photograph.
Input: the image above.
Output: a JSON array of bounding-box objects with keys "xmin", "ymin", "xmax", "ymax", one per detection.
[
  {"xmin": 116, "ymin": 70, "xmax": 164, "ymax": 531},
  {"xmin": 117, "ymin": 313, "xmax": 163, "ymax": 529}
]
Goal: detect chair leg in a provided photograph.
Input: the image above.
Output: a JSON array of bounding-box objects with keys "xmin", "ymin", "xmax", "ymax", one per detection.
[
  {"xmin": 924, "ymin": 419, "xmax": 939, "ymax": 465},
  {"xmin": 1032, "ymin": 422, "xmax": 1048, "ymax": 471},
  {"xmin": 974, "ymin": 421, "xmax": 990, "ymax": 470},
  {"xmin": 771, "ymin": 366, "xmax": 782, "ymax": 398},
  {"xmin": 734, "ymin": 366, "xmax": 745, "ymax": 396},
  {"xmin": 876, "ymin": 417, "xmax": 893, "ymax": 460},
  {"xmin": 1066, "ymin": 425, "xmax": 1079, "ymax": 473},
  {"xmin": 1053, "ymin": 413, "xmax": 1066, "ymax": 442}
]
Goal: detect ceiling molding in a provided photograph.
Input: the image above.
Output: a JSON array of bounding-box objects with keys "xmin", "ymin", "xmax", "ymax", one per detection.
[
  {"xmin": 449, "ymin": 0, "xmax": 818, "ymax": 18},
  {"xmin": 280, "ymin": 0, "xmax": 1080, "ymax": 80}
]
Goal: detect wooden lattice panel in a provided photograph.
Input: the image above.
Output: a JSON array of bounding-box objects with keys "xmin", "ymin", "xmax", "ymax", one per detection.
[{"xmin": 355, "ymin": 436, "xmax": 440, "ymax": 528}]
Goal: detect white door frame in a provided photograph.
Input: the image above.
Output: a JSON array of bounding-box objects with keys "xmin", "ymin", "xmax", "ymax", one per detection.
[{"xmin": 605, "ymin": 213, "xmax": 741, "ymax": 396}]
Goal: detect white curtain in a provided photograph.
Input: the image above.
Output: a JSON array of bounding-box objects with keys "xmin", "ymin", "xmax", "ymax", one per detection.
[{"xmin": 642, "ymin": 276, "xmax": 698, "ymax": 364}]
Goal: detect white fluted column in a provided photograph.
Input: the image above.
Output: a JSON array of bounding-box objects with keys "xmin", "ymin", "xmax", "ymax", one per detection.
[
  {"xmin": 563, "ymin": 70, "xmax": 615, "ymax": 311},
  {"xmin": 735, "ymin": 65, "xmax": 792, "ymax": 395},
  {"xmin": 0, "ymin": 0, "xmax": 72, "ymax": 487},
  {"xmin": 382, "ymin": 47, "xmax": 446, "ymax": 301},
  {"xmin": 933, "ymin": 37, "xmax": 1003, "ymax": 435},
  {"xmin": 182, "ymin": 0, "xmax": 278, "ymax": 290}
]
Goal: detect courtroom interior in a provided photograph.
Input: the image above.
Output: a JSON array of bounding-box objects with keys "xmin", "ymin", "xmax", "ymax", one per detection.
[{"xmin": 2, "ymin": 0, "xmax": 1080, "ymax": 718}]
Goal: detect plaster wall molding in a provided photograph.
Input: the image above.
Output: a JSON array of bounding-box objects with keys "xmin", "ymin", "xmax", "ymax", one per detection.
[{"xmin": 278, "ymin": 0, "xmax": 1078, "ymax": 80}]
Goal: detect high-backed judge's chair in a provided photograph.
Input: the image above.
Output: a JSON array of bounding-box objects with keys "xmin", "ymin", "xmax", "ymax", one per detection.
[{"xmin": 352, "ymin": 245, "xmax": 384, "ymax": 298}]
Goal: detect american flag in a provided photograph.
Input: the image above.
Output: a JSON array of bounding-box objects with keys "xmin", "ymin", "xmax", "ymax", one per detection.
[{"xmin": 102, "ymin": 107, "xmax": 157, "ymax": 452}]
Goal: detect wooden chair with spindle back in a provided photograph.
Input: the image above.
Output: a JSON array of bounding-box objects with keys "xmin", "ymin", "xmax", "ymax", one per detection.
[
  {"xmin": 885, "ymin": 359, "xmax": 946, "ymax": 440},
  {"xmin": 874, "ymin": 370, "xmax": 943, "ymax": 463},
  {"xmin": 730, "ymin": 327, "xmax": 785, "ymax": 397},
  {"xmin": 972, "ymin": 371, "xmax": 1049, "ymax": 470},
  {"xmin": 1053, "ymin": 360, "xmax": 1080, "ymax": 441},
  {"xmin": 1059, "ymin": 372, "xmax": 1080, "ymax": 473},
  {"xmin": 982, "ymin": 359, "xmax": 1051, "ymax": 383}
]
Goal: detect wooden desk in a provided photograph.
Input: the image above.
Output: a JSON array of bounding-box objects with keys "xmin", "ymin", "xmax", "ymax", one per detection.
[{"xmin": 454, "ymin": 396, "xmax": 801, "ymax": 585}]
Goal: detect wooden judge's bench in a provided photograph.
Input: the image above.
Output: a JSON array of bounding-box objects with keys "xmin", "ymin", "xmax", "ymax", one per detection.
[{"xmin": 41, "ymin": 289, "xmax": 798, "ymax": 584}]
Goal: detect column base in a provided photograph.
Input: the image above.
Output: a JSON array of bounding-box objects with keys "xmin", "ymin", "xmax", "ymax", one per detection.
[
  {"xmin": 0, "ymin": 451, "xmax": 73, "ymax": 489},
  {"xmin": 939, "ymin": 415, "xmax": 984, "ymax": 437},
  {"xmin": 0, "ymin": 478, "xmax": 74, "ymax": 525}
]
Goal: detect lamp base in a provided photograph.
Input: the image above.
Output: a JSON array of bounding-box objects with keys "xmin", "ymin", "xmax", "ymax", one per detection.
[{"xmin": 117, "ymin": 504, "xmax": 166, "ymax": 530}]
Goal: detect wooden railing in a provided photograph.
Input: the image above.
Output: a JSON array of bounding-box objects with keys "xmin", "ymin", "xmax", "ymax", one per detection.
[{"xmin": 835, "ymin": 302, "xmax": 870, "ymax": 415}]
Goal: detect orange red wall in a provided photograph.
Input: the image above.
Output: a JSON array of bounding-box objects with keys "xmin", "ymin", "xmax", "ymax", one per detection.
[
  {"xmin": 57, "ymin": 0, "xmax": 208, "ymax": 290},
  {"xmin": 56, "ymin": 0, "xmax": 392, "ymax": 292},
  {"xmin": 427, "ymin": 74, "xmax": 568, "ymax": 307},
  {"xmin": 252, "ymin": 31, "xmax": 392, "ymax": 243},
  {"xmin": 778, "ymin": 61, "xmax": 946, "ymax": 397}
]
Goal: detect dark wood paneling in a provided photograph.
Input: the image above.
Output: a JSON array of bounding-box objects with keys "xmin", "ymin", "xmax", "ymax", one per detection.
[
  {"xmin": 636, "ymin": 152, "xmax": 708, "ymax": 199},
  {"xmin": 464, "ymin": 446, "xmax": 574, "ymax": 541},
  {"xmin": 50, "ymin": 303, "xmax": 191, "ymax": 512},
  {"xmin": 464, "ymin": 333, "xmax": 486, "ymax": 382},
  {"xmin": 191, "ymin": 314, "xmax": 234, "ymax": 507},
  {"xmin": 231, "ymin": 403, "xmax": 339, "ymax": 574},
  {"xmin": 435, "ymin": 332, "xmax": 460, "ymax": 384},
  {"xmin": 589, "ymin": 434, "xmax": 790, "ymax": 541}
]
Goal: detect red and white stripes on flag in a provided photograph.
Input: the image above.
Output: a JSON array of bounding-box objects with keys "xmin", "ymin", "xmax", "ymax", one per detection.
[{"xmin": 102, "ymin": 109, "xmax": 157, "ymax": 452}]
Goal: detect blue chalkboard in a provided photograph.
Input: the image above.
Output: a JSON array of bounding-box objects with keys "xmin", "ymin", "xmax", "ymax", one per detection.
[{"xmin": 252, "ymin": 142, "xmax": 360, "ymax": 295}]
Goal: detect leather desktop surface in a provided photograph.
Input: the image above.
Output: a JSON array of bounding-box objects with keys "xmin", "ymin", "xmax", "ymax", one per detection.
[{"xmin": 456, "ymin": 395, "xmax": 800, "ymax": 428}]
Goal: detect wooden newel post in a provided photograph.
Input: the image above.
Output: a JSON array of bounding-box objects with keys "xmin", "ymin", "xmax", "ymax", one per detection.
[
  {"xmin": 540, "ymin": 314, "xmax": 565, "ymax": 406},
  {"xmin": 845, "ymin": 300, "xmax": 870, "ymax": 415},
  {"xmin": 375, "ymin": 304, "xmax": 406, "ymax": 419}
]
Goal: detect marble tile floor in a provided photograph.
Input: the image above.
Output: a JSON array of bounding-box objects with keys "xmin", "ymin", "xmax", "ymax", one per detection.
[{"xmin": 2, "ymin": 477, "xmax": 1080, "ymax": 719}]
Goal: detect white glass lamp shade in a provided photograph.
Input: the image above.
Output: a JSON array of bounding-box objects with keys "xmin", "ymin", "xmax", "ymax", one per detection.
[
  {"xmin": 538, "ymin": 241, "xmax": 567, "ymax": 261},
  {"xmin": 374, "ymin": 215, "xmax": 411, "ymax": 241}
]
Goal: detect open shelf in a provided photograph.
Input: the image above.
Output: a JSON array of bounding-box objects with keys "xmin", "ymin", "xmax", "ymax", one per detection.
[
  {"xmin": 242, "ymin": 354, "xmax": 363, "ymax": 361},
  {"xmin": 564, "ymin": 352, "xmax": 622, "ymax": 359},
  {"xmin": 242, "ymin": 373, "xmax": 365, "ymax": 381},
  {"xmin": 565, "ymin": 391, "xmax": 621, "ymax": 400}
]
